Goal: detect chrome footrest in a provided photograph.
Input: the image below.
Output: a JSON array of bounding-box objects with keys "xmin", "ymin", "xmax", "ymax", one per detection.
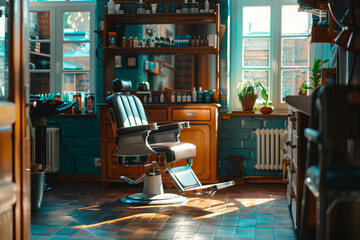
[{"xmin": 184, "ymin": 181, "xmax": 235, "ymax": 196}]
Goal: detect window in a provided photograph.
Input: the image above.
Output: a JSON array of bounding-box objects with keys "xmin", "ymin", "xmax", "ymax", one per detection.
[
  {"xmin": 229, "ymin": 0, "xmax": 312, "ymax": 110},
  {"xmin": 29, "ymin": 1, "xmax": 95, "ymax": 99}
]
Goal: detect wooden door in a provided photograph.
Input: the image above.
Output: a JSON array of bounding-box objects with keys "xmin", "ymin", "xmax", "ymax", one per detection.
[
  {"xmin": 179, "ymin": 124, "xmax": 211, "ymax": 181},
  {"xmin": 0, "ymin": 0, "xmax": 30, "ymax": 239}
]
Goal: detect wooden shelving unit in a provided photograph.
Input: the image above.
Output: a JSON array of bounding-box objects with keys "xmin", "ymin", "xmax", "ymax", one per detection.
[{"xmin": 101, "ymin": 4, "xmax": 222, "ymax": 185}]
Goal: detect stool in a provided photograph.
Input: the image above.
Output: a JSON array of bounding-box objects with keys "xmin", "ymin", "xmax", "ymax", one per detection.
[{"xmin": 225, "ymin": 156, "xmax": 245, "ymax": 184}]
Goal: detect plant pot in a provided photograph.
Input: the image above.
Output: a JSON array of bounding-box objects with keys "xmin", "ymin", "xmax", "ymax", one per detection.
[
  {"xmin": 260, "ymin": 106, "xmax": 273, "ymax": 114},
  {"xmin": 240, "ymin": 94, "xmax": 257, "ymax": 111}
]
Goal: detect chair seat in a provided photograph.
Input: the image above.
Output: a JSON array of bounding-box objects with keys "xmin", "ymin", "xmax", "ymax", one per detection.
[
  {"xmin": 305, "ymin": 166, "xmax": 360, "ymax": 194},
  {"xmin": 150, "ymin": 142, "xmax": 196, "ymax": 162}
]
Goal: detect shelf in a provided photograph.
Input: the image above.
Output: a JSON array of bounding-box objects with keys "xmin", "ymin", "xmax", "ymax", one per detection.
[
  {"xmin": 104, "ymin": 13, "xmax": 217, "ymax": 25},
  {"xmin": 144, "ymin": 69, "xmax": 164, "ymax": 76},
  {"xmin": 104, "ymin": 47, "xmax": 217, "ymax": 55}
]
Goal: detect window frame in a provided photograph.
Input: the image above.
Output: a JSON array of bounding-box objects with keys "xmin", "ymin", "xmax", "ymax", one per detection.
[
  {"xmin": 228, "ymin": 0, "xmax": 313, "ymax": 111},
  {"xmin": 29, "ymin": 1, "xmax": 96, "ymax": 96}
]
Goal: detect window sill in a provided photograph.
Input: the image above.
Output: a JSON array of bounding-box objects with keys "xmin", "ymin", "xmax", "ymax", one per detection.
[
  {"xmin": 222, "ymin": 110, "xmax": 289, "ymax": 119},
  {"xmin": 56, "ymin": 113, "xmax": 97, "ymax": 118}
]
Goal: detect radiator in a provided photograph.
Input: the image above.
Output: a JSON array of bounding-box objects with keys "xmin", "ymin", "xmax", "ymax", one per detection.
[
  {"xmin": 32, "ymin": 127, "xmax": 60, "ymax": 173},
  {"xmin": 255, "ymin": 128, "xmax": 285, "ymax": 170}
]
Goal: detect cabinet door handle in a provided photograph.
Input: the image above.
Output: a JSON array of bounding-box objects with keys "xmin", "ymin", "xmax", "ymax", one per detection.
[
  {"xmin": 186, "ymin": 111, "xmax": 195, "ymax": 117},
  {"xmin": 289, "ymin": 117, "xmax": 296, "ymax": 122},
  {"xmin": 290, "ymin": 144, "xmax": 296, "ymax": 149}
]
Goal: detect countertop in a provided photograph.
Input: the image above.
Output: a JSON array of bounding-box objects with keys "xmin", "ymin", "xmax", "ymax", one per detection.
[{"xmin": 284, "ymin": 95, "xmax": 312, "ymax": 115}]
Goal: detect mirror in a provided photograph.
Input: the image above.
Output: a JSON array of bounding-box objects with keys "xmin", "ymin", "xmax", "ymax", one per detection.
[{"xmin": 112, "ymin": 23, "xmax": 215, "ymax": 92}]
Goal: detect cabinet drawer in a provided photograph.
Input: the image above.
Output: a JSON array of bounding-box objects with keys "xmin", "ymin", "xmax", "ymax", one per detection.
[
  {"xmin": 145, "ymin": 108, "xmax": 168, "ymax": 121},
  {"xmin": 172, "ymin": 109, "xmax": 211, "ymax": 121}
]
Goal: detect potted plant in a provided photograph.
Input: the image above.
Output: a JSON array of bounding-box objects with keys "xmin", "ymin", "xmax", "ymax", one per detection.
[
  {"xmin": 258, "ymin": 83, "xmax": 273, "ymax": 114},
  {"xmin": 237, "ymin": 82, "xmax": 258, "ymax": 111},
  {"xmin": 310, "ymin": 58, "xmax": 329, "ymax": 89},
  {"xmin": 298, "ymin": 82, "xmax": 312, "ymax": 95}
]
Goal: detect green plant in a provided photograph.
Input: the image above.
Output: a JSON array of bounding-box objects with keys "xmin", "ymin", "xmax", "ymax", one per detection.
[
  {"xmin": 257, "ymin": 83, "xmax": 272, "ymax": 107},
  {"xmin": 237, "ymin": 82, "xmax": 258, "ymax": 101},
  {"xmin": 298, "ymin": 82, "xmax": 312, "ymax": 95},
  {"xmin": 310, "ymin": 58, "xmax": 329, "ymax": 89}
]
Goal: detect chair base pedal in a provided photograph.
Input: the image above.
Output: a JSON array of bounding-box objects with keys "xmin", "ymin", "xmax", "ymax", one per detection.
[{"xmin": 119, "ymin": 193, "xmax": 188, "ymax": 205}]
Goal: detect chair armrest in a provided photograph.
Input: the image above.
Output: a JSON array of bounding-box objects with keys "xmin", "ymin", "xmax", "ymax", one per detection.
[
  {"xmin": 117, "ymin": 123, "xmax": 157, "ymax": 136},
  {"xmin": 148, "ymin": 122, "xmax": 190, "ymax": 143},
  {"xmin": 304, "ymin": 128, "xmax": 321, "ymax": 143},
  {"xmin": 154, "ymin": 122, "xmax": 190, "ymax": 133}
]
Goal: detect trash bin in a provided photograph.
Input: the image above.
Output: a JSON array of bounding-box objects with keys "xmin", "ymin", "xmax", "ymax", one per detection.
[{"xmin": 31, "ymin": 171, "xmax": 45, "ymax": 211}]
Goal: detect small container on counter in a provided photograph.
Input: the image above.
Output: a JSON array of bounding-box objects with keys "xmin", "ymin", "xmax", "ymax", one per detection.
[{"xmin": 109, "ymin": 32, "xmax": 117, "ymax": 48}]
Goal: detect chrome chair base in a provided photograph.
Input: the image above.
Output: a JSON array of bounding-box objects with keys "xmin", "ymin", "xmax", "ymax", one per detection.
[{"xmin": 119, "ymin": 193, "xmax": 188, "ymax": 205}]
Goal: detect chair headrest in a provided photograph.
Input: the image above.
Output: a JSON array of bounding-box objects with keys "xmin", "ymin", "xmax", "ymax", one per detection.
[{"xmin": 112, "ymin": 79, "xmax": 132, "ymax": 92}]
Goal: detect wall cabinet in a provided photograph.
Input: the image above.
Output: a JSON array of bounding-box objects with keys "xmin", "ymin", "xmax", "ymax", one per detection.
[{"xmin": 100, "ymin": 5, "xmax": 221, "ymax": 184}]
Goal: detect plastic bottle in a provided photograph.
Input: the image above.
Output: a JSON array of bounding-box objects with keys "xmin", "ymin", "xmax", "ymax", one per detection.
[
  {"xmin": 171, "ymin": 92, "xmax": 176, "ymax": 103},
  {"xmin": 143, "ymin": 95, "xmax": 147, "ymax": 103},
  {"xmin": 182, "ymin": 0, "xmax": 189, "ymax": 13},
  {"xmin": 192, "ymin": 87, "xmax": 197, "ymax": 102},
  {"xmin": 155, "ymin": 92, "xmax": 159, "ymax": 103},
  {"xmin": 182, "ymin": 92, "xmax": 187, "ymax": 102},
  {"xmin": 186, "ymin": 92, "xmax": 192, "ymax": 102},
  {"xmin": 176, "ymin": 3, "xmax": 182, "ymax": 13},
  {"xmin": 108, "ymin": 0, "xmax": 115, "ymax": 14},
  {"xmin": 191, "ymin": 0, "xmax": 198, "ymax": 13},
  {"xmin": 137, "ymin": 0, "xmax": 145, "ymax": 14},
  {"xmin": 160, "ymin": 93, "xmax": 164, "ymax": 103},
  {"xmin": 118, "ymin": 4, "xmax": 124, "ymax": 14},
  {"xmin": 197, "ymin": 87, "xmax": 204, "ymax": 102},
  {"xmin": 148, "ymin": 94, "xmax": 153, "ymax": 103},
  {"xmin": 177, "ymin": 92, "xmax": 182, "ymax": 103},
  {"xmin": 204, "ymin": 0, "xmax": 209, "ymax": 13},
  {"xmin": 133, "ymin": 37, "xmax": 138, "ymax": 47}
]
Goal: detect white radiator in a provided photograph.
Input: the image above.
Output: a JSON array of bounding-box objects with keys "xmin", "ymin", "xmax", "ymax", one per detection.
[
  {"xmin": 255, "ymin": 128, "xmax": 285, "ymax": 170},
  {"xmin": 32, "ymin": 127, "xmax": 60, "ymax": 173}
]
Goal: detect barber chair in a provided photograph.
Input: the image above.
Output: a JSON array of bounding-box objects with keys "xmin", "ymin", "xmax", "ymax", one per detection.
[
  {"xmin": 106, "ymin": 79, "xmax": 234, "ymax": 205},
  {"xmin": 299, "ymin": 86, "xmax": 360, "ymax": 240}
]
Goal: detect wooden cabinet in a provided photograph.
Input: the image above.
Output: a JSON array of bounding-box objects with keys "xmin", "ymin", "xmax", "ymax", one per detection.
[
  {"xmin": 286, "ymin": 106, "xmax": 310, "ymax": 230},
  {"xmin": 100, "ymin": 104, "xmax": 219, "ymax": 184}
]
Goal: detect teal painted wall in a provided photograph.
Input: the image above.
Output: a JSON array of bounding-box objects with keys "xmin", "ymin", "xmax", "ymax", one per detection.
[{"xmin": 56, "ymin": 0, "xmax": 287, "ymax": 177}]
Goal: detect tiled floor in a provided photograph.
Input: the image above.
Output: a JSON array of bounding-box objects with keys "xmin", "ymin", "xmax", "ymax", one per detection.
[{"xmin": 31, "ymin": 183, "xmax": 296, "ymax": 240}]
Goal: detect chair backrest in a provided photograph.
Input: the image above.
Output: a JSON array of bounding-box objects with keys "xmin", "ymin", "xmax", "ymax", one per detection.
[
  {"xmin": 314, "ymin": 85, "xmax": 360, "ymax": 166},
  {"xmin": 106, "ymin": 79, "xmax": 148, "ymax": 131}
]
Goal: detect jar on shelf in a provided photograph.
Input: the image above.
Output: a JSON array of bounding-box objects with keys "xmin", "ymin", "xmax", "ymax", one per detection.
[
  {"xmin": 85, "ymin": 93, "xmax": 95, "ymax": 114},
  {"xmin": 73, "ymin": 93, "xmax": 82, "ymax": 113}
]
